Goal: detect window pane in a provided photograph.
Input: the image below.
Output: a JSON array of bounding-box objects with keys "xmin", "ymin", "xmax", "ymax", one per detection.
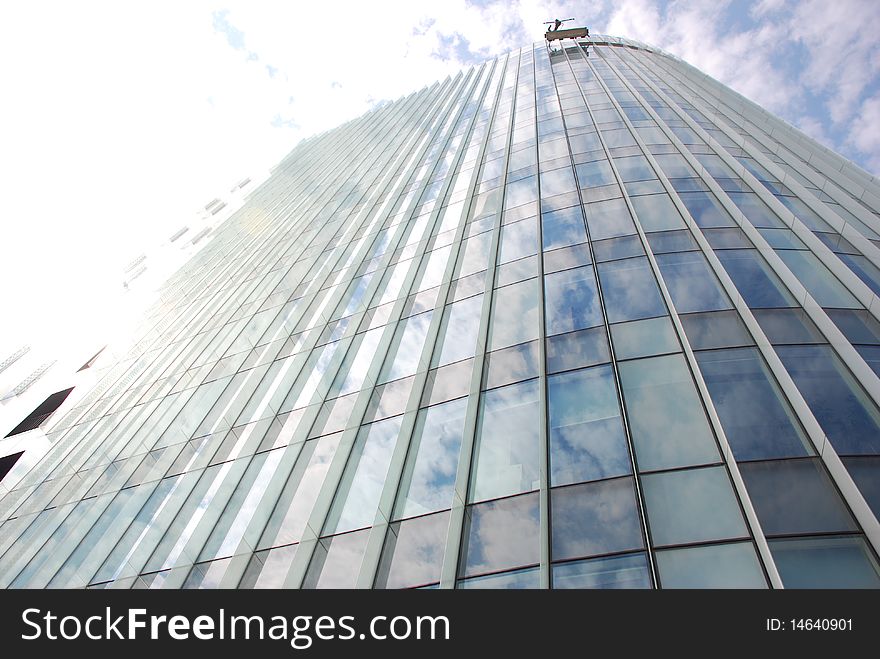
[
  {"xmin": 540, "ymin": 167, "xmax": 577, "ymax": 198},
  {"xmin": 460, "ymin": 493, "xmax": 540, "ymax": 577},
  {"xmin": 611, "ymin": 316, "xmax": 679, "ymax": 360},
  {"xmin": 544, "ymin": 243, "xmax": 592, "ymax": 273},
  {"xmin": 379, "ymin": 311, "xmax": 433, "ymax": 383},
  {"xmin": 484, "ymin": 341, "xmax": 540, "ymax": 390},
  {"xmin": 546, "ymin": 327, "xmax": 611, "ymax": 373},
  {"xmin": 655, "ymin": 251, "xmax": 733, "ymax": 313},
  {"xmin": 739, "ymin": 459, "xmax": 856, "ymax": 535},
  {"xmin": 727, "ymin": 192, "xmax": 786, "ymax": 228},
  {"xmin": 770, "ymin": 536, "xmax": 880, "ymax": 588},
  {"xmin": 323, "ymin": 417, "xmax": 402, "ymax": 535},
  {"xmin": 585, "ymin": 198, "xmax": 636, "ymax": 240},
  {"xmin": 593, "ymin": 235, "xmax": 644, "ymax": 262},
  {"xmin": 488, "ymin": 279, "xmax": 539, "ymax": 350},
  {"xmin": 695, "ymin": 348, "xmax": 812, "ymax": 460},
  {"xmin": 752, "ymin": 308, "xmax": 824, "ymax": 344},
  {"xmin": 656, "ymin": 542, "xmax": 766, "ymax": 588},
  {"xmin": 642, "ymin": 466, "xmax": 748, "ymax": 546},
  {"xmin": 646, "ymin": 229, "xmax": 698, "ymax": 254},
  {"xmin": 394, "ymin": 398, "xmax": 467, "ymax": 519},
  {"xmin": 458, "ymin": 567, "xmax": 539, "ymax": 589},
  {"xmin": 619, "ymin": 354, "xmax": 720, "ymax": 471},
  {"xmin": 435, "ymin": 295, "xmax": 483, "ymax": 367},
  {"xmin": 548, "ymin": 366, "xmax": 630, "ymax": 486},
  {"xmin": 498, "ymin": 218, "xmax": 538, "ymax": 264},
  {"xmin": 826, "ymin": 309, "xmax": 880, "ymax": 344},
  {"xmin": 597, "ymin": 257, "xmax": 667, "ymax": 323},
  {"xmin": 541, "ymin": 207, "xmax": 588, "ymax": 251},
  {"xmin": 375, "ymin": 511, "xmax": 449, "ymax": 589},
  {"xmin": 680, "ymin": 310, "xmax": 754, "ymax": 350},
  {"xmin": 776, "ymin": 250, "xmax": 861, "ymax": 309},
  {"xmin": 575, "ymin": 159, "xmax": 615, "ymax": 187},
  {"xmin": 552, "ymin": 553, "xmax": 651, "ymax": 589},
  {"xmin": 239, "ymin": 544, "xmax": 298, "ymax": 589},
  {"xmin": 631, "ymin": 194, "xmax": 686, "ymax": 231},
  {"xmin": 776, "ymin": 345, "xmax": 880, "ymax": 455},
  {"xmin": 678, "ymin": 191, "xmax": 735, "ymax": 228},
  {"xmin": 715, "ymin": 249, "xmax": 796, "ymax": 308},
  {"xmin": 544, "ymin": 266, "xmax": 603, "ymax": 335},
  {"xmin": 302, "ymin": 529, "xmax": 370, "ymax": 589},
  {"xmin": 551, "ymin": 478, "xmax": 644, "ymax": 561},
  {"xmin": 470, "ymin": 380, "xmax": 541, "ymax": 502}
]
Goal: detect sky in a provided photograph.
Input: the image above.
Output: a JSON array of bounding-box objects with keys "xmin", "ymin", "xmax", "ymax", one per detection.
[{"xmin": 0, "ymin": 0, "xmax": 878, "ymax": 363}]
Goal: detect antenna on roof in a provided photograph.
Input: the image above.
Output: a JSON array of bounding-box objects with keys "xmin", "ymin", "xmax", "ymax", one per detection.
[{"xmin": 543, "ymin": 17, "xmax": 589, "ymax": 42}]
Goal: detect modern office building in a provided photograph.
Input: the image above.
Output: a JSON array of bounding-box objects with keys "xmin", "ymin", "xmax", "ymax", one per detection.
[{"xmin": 1, "ymin": 34, "xmax": 880, "ymax": 589}]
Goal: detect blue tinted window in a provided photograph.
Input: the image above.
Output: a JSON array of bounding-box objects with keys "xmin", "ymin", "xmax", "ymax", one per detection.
[
  {"xmin": 752, "ymin": 308, "xmax": 825, "ymax": 344},
  {"xmin": 544, "ymin": 266, "xmax": 603, "ymax": 335},
  {"xmin": 541, "ymin": 206, "xmax": 587, "ymax": 250},
  {"xmin": 585, "ymin": 198, "xmax": 636, "ymax": 240},
  {"xmin": 611, "ymin": 316, "xmax": 679, "ymax": 360},
  {"xmin": 656, "ymin": 542, "xmax": 766, "ymax": 589},
  {"xmin": 727, "ymin": 192, "xmax": 786, "ymax": 228},
  {"xmin": 597, "ymin": 257, "xmax": 667, "ymax": 323},
  {"xmin": 646, "ymin": 229, "xmax": 698, "ymax": 254},
  {"xmin": 656, "ymin": 251, "xmax": 733, "ymax": 313},
  {"xmin": 826, "ymin": 309, "xmax": 880, "ymax": 344},
  {"xmin": 548, "ymin": 366, "xmax": 630, "ymax": 486},
  {"xmin": 551, "ymin": 478, "xmax": 644, "ymax": 561},
  {"xmin": 715, "ymin": 249, "xmax": 796, "ymax": 308},
  {"xmin": 838, "ymin": 253, "xmax": 880, "ymax": 297},
  {"xmin": 546, "ymin": 326, "xmax": 611, "ymax": 373},
  {"xmin": 770, "ymin": 536, "xmax": 880, "ymax": 589},
  {"xmin": 777, "ymin": 250, "xmax": 861, "ymax": 309},
  {"xmin": 739, "ymin": 459, "xmax": 856, "ymax": 535},
  {"xmin": 680, "ymin": 310, "xmax": 754, "ymax": 350},
  {"xmin": 695, "ymin": 347, "xmax": 811, "ymax": 460},
  {"xmin": 470, "ymin": 380, "xmax": 541, "ymax": 502},
  {"xmin": 460, "ymin": 493, "xmax": 540, "ymax": 577},
  {"xmin": 842, "ymin": 456, "xmax": 880, "ymax": 518},
  {"xmin": 575, "ymin": 159, "xmax": 615, "ymax": 187},
  {"xmin": 678, "ymin": 191, "xmax": 735, "ymax": 228},
  {"xmin": 619, "ymin": 354, "xmax": 720, "ymax": 471},
  {"xmin": 776, "ymin": 345, "xmax": 880, "ymax": 455}
]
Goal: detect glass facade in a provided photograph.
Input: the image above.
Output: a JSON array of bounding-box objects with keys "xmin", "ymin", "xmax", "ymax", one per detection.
[{"xmin": 1, "ymin": 34, "xmax": 880, "ymax": 589}]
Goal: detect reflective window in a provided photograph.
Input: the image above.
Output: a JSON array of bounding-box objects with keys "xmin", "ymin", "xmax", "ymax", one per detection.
[
  {"xmin": 715, "ymin": 249, "xmax": 796, "ymax": 308},
  {"xmin": 239, "ymin": 544, "xmax": 298, "ymax": 589},
  {"xmin": 551, "ymin": 478, "xmax": 644, "ymax": 560},
  {"xmin": 544, "ymin": 243, "xmax": 592, "ymax": 273},
  {"xmin": 546, "ymin": 327, "xmax": 611, "ymax": 373},
  {"xmin": 739, "ymin": 459, "xmax": 856, "ymax": 535},
  {"xmin": 656, "ymin": 542, "xmax": 766, "ymax": 588},
  {"xmin": 826, "ymin": 309, "xmax": 880, "ymax": 344},
  {"xmin": 696, "ymin": 348, "xmax": 811, "ymax": 460},
  {"xmin": 575, "ymin": 159, "xmax": 616, "ymax": 188},
  {"xmin": 540, "ymin": 167, "xmax": 577, "ymax": 198},
  {"xmin": 770, "ymin": 536, "xmax": 880, "ymax": 588},
  {"xmin": 611, "ymin": 316, "xmax": 679, "ymax": 360},
  {"xmin": 498, "ymin": 218, "xmax": 538, "ymax": 264},
  {"xmin": 323, "ymin": 417, "xmax": 402, "ymax": 535},
  {"xmin": 552, "ymin": 553, "xmax": 651, "ymax": 589},
  {"xmin": 776, "ymin": 250, "xmax": 861, "ymax": 309},
  {"xmin": 619, "ymin": 354, "xmax": 719, "ymax": 471},
  {"xmin": 630, "ymin": 194, "xmax": 686, "ymax": 231},
  {"xmin": 488, "ymin": 279, "xmax": 539, "ymax": 351},
  {"xmin": 703, "ymin": 227, "xmax": 752, "ymax": 248},
  {"xmin": 379, "ymin": 311, "xmax": 433, "ymax": 383},
  {"xmin": 470, "ymin": 379, "xmax": 541, "ymax": 502},
  {"xmin": 548, "ymin": 366, "xmax": 630, "ymax": 486},
  {"xmin": 394, "ymin": 398, "xmax": 467, "ymax": 519},
  {"xmin": 597, "ymin": 257, "xmax": 667, "ymax": 323},
  {"xmin": 680, "ymin": 310, "xmax": 754, "ymax": 350},
  {"xmin": 752, "ymin": 308, "xmax": 824, "ymax": 344},
  {"xmin": 642, "ymin": 466, "xmax": 749, "ymax": 546},
  {"xmin": 435, "ymin": 295, "xmax": 483, "ymax": 367},
  {"xmin": 302, "ymin": 529, "xmax": 369, "ymax": 589},
  {"xmin": 727, "ymin": 192, "xmax": 786, "ymax": 228},
  {"xmin": 484, "ymin": 341, "xmax": 540, "ymax": 390},
  {"xmin": 375, "ymin": 511, "xmax": 449, "ymax": 589},
  {"xmin": 776, "ymin": 345, "xmax": 880, "ymax": 455},
  {"xmin": 655, "ymin": 251, "xmax": 733, "ymax": 313},
  {"xmin": 459, "ymin": 493, "xmax": 540, "ymax": 577},
  {"xmin": 421, "ymin": 359, "xmax": 472, "ymax": 407},
  {"xmin": 458, "ymin": 567, "xmax": 540, "ymax": 589},
  {"xmin": 593, "ymin": 235, "xmax": 644, "ymax": 262},
  {"xmin": 678, "ymin": 191, "xmax": 735, "ymax": 228},
  {"xmin": 646, "ymin": 229, "xmax": 698, "ymax": 254},
  {"xmin": 544, "ymin": 266, "xmax": 603, "ymax": 335},
  {"xmin": 614, "ymin": 155, "xmax": 655, "ymax": 183},
  {"xmin": 585, "ymin": 198, "xmax": 636, "ymax": 240},
  {"xmin": 541, "ymin": 206, "xmax": 588, "ymax": 251},
  {"xmin": 654, "ymin": 153, "xmax": 696, "ymax": 179}
]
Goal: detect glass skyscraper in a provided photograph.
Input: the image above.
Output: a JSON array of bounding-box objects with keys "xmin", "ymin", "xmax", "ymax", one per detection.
[{"xmin": 2, "ymin": 34, "xmax": 880, "ymax": 590}]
